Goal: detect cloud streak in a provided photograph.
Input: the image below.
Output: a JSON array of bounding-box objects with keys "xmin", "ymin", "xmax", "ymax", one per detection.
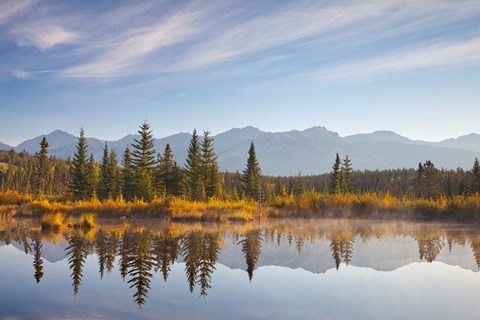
[
  {"xmin": 2, "ymin": 0, "xmax": 480, "ymax": 81},
  {"xmin": 315, "ymin": 37, "xmax": 480, "ymax": 80},
  {"xmin": 11, "ymin": 24, "xmax": 78, "ymax": 51},
  {"xmin": 60, "ymin": 7, "xmax": 205, "ymax": 79},
  {"xmin": 11, "ymin": 69, "xmax": 32, "ymax": 79},
  {"xmin": 0, "ymin": 0, "xmax": 34, "ymax": 25}
]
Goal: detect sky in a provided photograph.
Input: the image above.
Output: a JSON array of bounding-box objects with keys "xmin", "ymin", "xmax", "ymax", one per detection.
[{"xmin": 0, "ymin": 0, "xmax": 480, "ymax": 146}]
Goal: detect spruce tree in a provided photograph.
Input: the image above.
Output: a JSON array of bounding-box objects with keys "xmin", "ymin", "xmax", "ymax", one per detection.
[
  {"xmin": 293, "ymin": 172, "xmax": 306, "ymax": 197},
  {"xmin": 329, "ymin": 153, "xmax": 342, "ymax": 195},
  {"xmin": 70, "ymin": 128, "xmax": 90, "ymax": 200},
  {"xmin": 242, "ymin": 142, "xmax": 261, "ymax": 200},
  {"xmin": 35, "ymin": 137, "xmax": 49, "ymax": 195},
  {"xmin": 98, "ymin": 143, "xmax": 110, "ymax": 200},
  {"xmin": 341, "ymin": 155, "xmax": 354, "ymax": 194},
  {"xmin": 201, "ymin": 131, "xmax": 220, "ymax": 198},
  {"xmin": 131, "ymin": 121, "xmax": 156, "ymax": 201},
  {"xmin": 87, "ymin": 154, "xmax": 98, "ymax": 199},
  {"xmin": 108, "ymin": 149, "xmax": 121, "ymax": 199},
  {"xmin": 470, "ymin": 157, "xmax": 480, "ymax": 194},
  {"xmin": 122, "ymin": 147, "xmax": 135, "ymax": 201},
  {"xmin": 184, "ymin": 130, "xmax": 203, "ymax": 201},
  {"xmin": 157, "ymin": 144, "xmax": 177, "ymax": 197}
]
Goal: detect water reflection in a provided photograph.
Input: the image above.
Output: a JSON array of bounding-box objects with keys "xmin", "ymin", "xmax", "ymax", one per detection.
[{"xmin": 2, "ymin": 219, "xmax": 480, "ymax": 307}]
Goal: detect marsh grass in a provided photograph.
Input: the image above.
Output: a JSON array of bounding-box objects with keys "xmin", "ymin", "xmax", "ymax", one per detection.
[
  {"xmin": 41, "ymin": 213, "xmax": 64, "ymax": 231},
  {"xmin": 41, "ymin": 212, "xmax": 96, "ymax": 230},
  {"xmin": 2, "ymin": 191, "xmax": 480, "ymax": 222}
]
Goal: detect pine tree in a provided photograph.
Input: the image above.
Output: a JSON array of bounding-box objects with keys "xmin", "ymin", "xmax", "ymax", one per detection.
[
  {"xmin": 470, "ymin": 157, "xmax": 480, "ymax": 194},
  {"xmin": 341, "ymin": 155, "xmax": 354, "ymax": 194},
  {"xmin": 157, "ymin": 144, "xmax": 177, "ymax": 197},
  {"xmin": 122, "ymin": 147, "xmax": 135, "ymax": 201},
  {"xmin": 293, "ymin": 172, "xmax": 306, "ymax": 197},
  {"xmin": 201, "ymin": 131, "xmax": 220, "ymax": 198},
  {"xmin": 35, "ymin": 137, "xmax": 49, "ymax": 196},
  {"xmin": 98, "ymin": 143, "xmax": 110, "ymax": 200},
  {"xmin": 87, "ymin": 154, "xmax": 98, "ymax": 199},
  {"xmin": 184, "ymin": 130, "xmax": 203, "ymax": 201},
  {"xmin": 70, "ymin": 128, "xmax": 90, "ymax": 200},
  {"xmin": 131, "ymin": 121, "xmax": 156, "ymax": 201},
  {"xmin": 329, "ymin": 153, "xmax": 342, "ymax": 195},
  {"xmin": 108, "ymin": 149, "xmax": 121, "ymax": 199},
  {"xmin": 242, "ymin": 142, "xmax": 261, "ymax": 200},
  {"xmin": 416, "ymin": 160, "xmax": 442, "ymax": 199}
]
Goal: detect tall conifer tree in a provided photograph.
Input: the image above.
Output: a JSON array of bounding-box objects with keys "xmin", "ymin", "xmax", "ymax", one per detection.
[
  {"xmin": 184, "ymin": 130, "xmax": 204, "ymax": 201},
  {"xmin": 341, "ymin": 155, "xmax": 354, "ymax": 194},
  {"xmin": 329, "ymin": 153, "xmax": 342, "ymax": 195},
  {"xmin": 35, "ymin": 137, "xmax": 49, "ymax": 195},
  {"xmin": 201, "ymin": 131, "xmax": 220, "ymax": 198},
  {"xmin": 131, "ymin": 121, "xmax": 156, "ymax": 201},
  {"xmin": 242, "ymin": 142, "xmax": 261, "ymax": 200},
  {"xmin": 122, "ymin": 147, "xmax": 135, "ymax": 201},
  {"xmin": 70, "ymin": 128, "xmax": 90, "ymax": 200},
  {"xmin": 157, "ymin": 144, "xmax": 177, "ymax": 197}
]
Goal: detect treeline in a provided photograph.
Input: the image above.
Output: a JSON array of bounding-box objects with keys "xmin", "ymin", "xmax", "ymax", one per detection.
[
  {"xmin": 0, "ymin": 122, "xmax": 261, "ymax": 202},
  {"xmin": 0, "ymin": 121, "xmax": 479, "ymax": 203}
]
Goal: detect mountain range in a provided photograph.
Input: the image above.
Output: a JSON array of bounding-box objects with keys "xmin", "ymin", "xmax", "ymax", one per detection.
[{"xmin": 1, "ymin": 127, "xmax": 479, "ymax": 175}]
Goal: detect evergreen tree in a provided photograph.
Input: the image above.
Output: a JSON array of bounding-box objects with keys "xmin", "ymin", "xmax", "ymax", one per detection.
[
  {"xmin": 469, "ymin": 158, "xmax": 480, "ymax": 194},
  {"xmin": 122, "ymin": 147, "xmax": 135, "ymax": 201},
  {"xmin": 329, "ymin": 153, "xmax": 342, "ymax": 195},
  {"xmin": 242, "ymin": 142, "xmax": 261, "ymax": 200},
  {"xmin": 170, "ymin": 163, "xmax": 184, "ymax": 196},
  {"xmin": 341, "ymin": 155, "xmax": 354, "ymax": 194},
  {"xmin": 156, "ymin": 144, "xmax": 176, "ymax": 197},
  {"xmin": 131, "ymin": 122, "xmax": 156, "ymax": 201},
  {"xmin": 69, "ymin": 128, "xmax": 90, "ymax": 200},
  {"xmin": 184, "ymin": 130, "xmax": 204, "ymax": 201},
  {"xmin": 108, "ymin": 149, "xmax": 121, "ymax": 199},
  {"xmin": 201, "ymin": 131, "xmax": 220, "ymax": 198},
  {"xmin": 293, "ymin": 172, "xmax": 306, "ymax": 197},
  {"xmin": 35, "ymin": 137, "xmax": 49, "ymax": 196},
  {"xmin": 87, "ymin": 154, "xmax": 98, "ymax": 200},
  {"xmin": 416, "ymin": 160, "xmax": 442, "ymax": 199},
  {"xmin": 98, "ymin": 143, "xmax": 110, "ymax": 200}
]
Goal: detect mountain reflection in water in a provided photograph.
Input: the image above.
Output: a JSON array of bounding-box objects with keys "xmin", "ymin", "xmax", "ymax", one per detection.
[{"xmin": 1, "ymin": 219, "xmax": 480, "ymax": 310}]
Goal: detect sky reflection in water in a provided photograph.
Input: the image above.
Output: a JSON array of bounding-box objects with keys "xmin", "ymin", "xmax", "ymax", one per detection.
[{"xmin": 1, "ymin": 219, "xmax": 480, "ymax": 320}]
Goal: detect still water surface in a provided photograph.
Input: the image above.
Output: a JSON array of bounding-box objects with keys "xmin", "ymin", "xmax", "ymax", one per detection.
[{"xmin": 1, "ymin": 218, "xmax": 480, "ymax": 319}]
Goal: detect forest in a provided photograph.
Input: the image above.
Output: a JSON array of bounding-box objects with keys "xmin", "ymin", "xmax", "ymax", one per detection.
[{"xmin": 0, "ymin": 121, "xmax": 479, "ymax": 220}]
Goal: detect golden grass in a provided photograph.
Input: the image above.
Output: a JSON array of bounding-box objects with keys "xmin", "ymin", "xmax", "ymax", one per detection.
[
  {"xmin": 0, "ymin": 191, "xmax": 32, "ymax": 205},
  {"xmin": 41, "ymin": 212, "xmax": 96, "ymax": 230},
  {"xmin": 41, "ymin": 213, "xmax": 64, "ymax": 231},
  {"xmin": 1, "ymin": 191, "xmax": 480, "ymax": 222},
  {"xmin": 167, "ymin": 197, "xmax": 257, "ymax": 221}
]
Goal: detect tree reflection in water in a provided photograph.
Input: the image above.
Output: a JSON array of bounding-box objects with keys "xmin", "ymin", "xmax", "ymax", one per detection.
[
  {"xmin": 239, "ymin": 229, "xmax": 263, "ymax": 281},
  {"xmin": 3, "ymin": 220, "xmax": 480, "ymax": 307}
]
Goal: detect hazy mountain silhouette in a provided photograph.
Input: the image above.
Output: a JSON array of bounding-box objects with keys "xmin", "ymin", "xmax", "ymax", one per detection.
[{"xmin": 1, "ymin": 127, "xmax": 479, "ymax": 175}]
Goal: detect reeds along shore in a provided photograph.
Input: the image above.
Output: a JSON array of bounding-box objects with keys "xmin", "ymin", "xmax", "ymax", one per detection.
[{"xmin": 1, "ymin": 190, "xmax": 480, "ymax": 222}]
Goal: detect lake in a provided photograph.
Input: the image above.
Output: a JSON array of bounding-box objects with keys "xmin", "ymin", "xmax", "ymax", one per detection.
[{"xmin": 1, "ymin": 218, "xmax": 480, "ymax": 319}]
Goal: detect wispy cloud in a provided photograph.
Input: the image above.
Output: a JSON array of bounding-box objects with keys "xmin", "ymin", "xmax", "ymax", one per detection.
[
  {"xmin": 60, "ymin": 7, "xmax": 205, "ymax": 79},
  {"xmin": 2, "ymin": 0, "xmax": 480, "ymax": 82},
  {"xmin": 177, "ymin": 0, "xmax": 480, "ymax": 71},
  {"xmin": 11, "ymin": 24, "xmax": 78, "ymax": 51},
  {"xmin": 11, "ymin": 69, "xmax": 32, "ymax": 79},
  {"xmin": 178, "ymin": 1, "xmax": 396, "ymax": 70},
  {"xmin": 0, "ymin": 0, "xmax": 34, "ymax": 25},
  {"xmin": 315, "ymin": 37, "xmax": 480, "ymax": 80}
]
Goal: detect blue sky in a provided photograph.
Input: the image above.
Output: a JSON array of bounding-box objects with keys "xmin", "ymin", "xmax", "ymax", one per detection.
[{"xmin": 1, "ymin": 0, "xmax": 480, "ymax": 146}]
